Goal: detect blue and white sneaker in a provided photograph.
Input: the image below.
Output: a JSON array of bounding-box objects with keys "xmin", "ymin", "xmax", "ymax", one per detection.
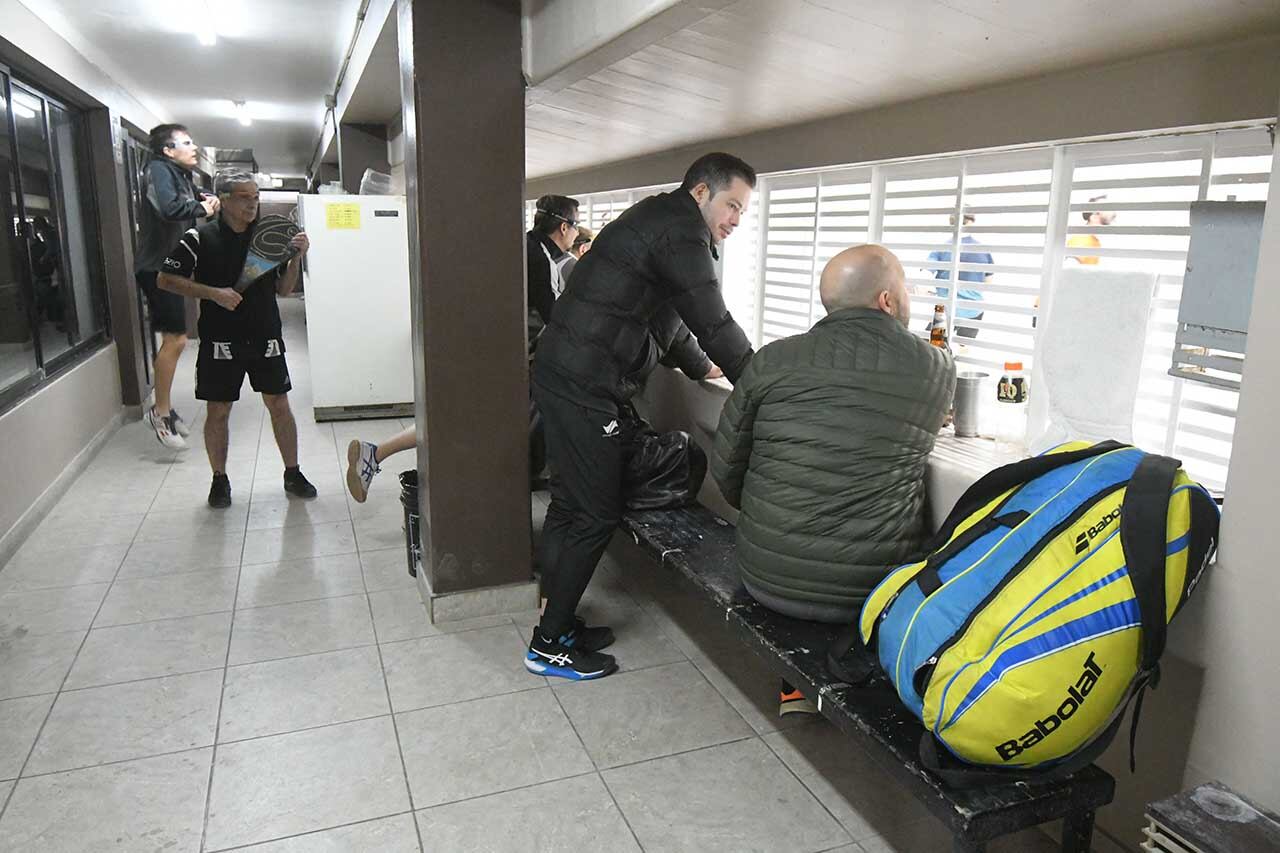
[
  {"xmin": 525, "ymin": 629, "xmax": 617, "ymax": 680},
  {"xmin": 345, "ymin": 439, "xmax": 380, "ymax": 503}
]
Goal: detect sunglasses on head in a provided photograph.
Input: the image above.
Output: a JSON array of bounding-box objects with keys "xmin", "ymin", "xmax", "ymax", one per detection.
[{"xmin": 538, "ymin": 209, "xmax": 579, "ymax": 229}]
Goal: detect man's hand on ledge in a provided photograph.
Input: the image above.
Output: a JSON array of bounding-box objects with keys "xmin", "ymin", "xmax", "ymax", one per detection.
[{"xmin": 704, "ymin": 363, "xmax": 724, "ymax": 380}]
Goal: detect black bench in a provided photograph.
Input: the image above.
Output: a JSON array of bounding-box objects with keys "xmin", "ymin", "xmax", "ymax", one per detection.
[{"xmin": 619, "ymin": 502, "xmax": 1116, "ymax": 853}]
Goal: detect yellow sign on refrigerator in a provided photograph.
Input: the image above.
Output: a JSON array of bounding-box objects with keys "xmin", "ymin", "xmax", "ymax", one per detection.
[{"xmin": 325, "ymin": 203, "xmax": 361, "ymax": 230}]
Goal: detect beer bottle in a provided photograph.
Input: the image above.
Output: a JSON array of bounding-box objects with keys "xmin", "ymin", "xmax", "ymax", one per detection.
[{"xmin": 930, "ymin": 304, "xmax": 949, "ymax": 350}]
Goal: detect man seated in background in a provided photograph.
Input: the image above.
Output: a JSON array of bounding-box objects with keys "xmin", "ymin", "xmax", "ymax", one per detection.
[
  {"xmin": 557, "ymin": 225, "xmax": 593, "ymax": 285},
  {"xmin": 711, "ymin": 244, "xmax": 955, "ymax": 714}
]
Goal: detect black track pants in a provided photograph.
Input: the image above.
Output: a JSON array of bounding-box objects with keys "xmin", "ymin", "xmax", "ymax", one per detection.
[{"xmin": 533, "ymin": 382, "xmax": 627, "ymax": 640}]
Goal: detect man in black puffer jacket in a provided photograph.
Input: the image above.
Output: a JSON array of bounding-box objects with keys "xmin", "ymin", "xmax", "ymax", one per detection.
[{"xmin": 527, "ymin": 153, "xmax": 756, "ymax": 680}]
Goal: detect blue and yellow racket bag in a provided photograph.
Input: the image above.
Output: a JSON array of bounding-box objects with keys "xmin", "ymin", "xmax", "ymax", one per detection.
[{"xmin": 844, "ymin": 440, "xmax": 1220, "ymax": 782}]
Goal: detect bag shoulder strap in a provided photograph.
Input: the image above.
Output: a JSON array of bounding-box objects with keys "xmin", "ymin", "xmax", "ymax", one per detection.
[
  {"xmin": 826, "ymin": 622, "xmax": 877, "ymax": 685},
  {"xmin": 1119, "ymin": 453, "xmax": 1180, "ymax": 670}
]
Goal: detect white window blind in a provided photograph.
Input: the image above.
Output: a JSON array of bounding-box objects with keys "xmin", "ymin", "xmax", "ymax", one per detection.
[
  {"xmin": 1058, "ymin": 127, "xmax": 1272, "ymax": 491},
  {"xmin": 757, "ymin": 175, "xmax": 818, "ymax": 345},
  {"xmin": 526, "ymin": 122, "xmax": 1272, "ymax": 492}
]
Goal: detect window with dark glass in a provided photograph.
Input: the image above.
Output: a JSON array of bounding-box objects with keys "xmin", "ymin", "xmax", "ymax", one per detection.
[{"xmin": 0, "ymin": 69, "xmax": 108, "ymax": 409}]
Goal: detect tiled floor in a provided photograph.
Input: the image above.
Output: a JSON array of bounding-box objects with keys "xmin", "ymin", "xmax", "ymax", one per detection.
[{"xmin": 0, "ymin": 299, "xmax": 1067, "ymax": 852}]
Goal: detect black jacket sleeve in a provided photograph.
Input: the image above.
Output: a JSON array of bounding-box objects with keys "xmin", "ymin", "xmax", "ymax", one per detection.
[
  {"xmin": 656, "ymin": 311, "xmax": 712, "ymax": 379},
  {"xmin": 651, "ymin": 223, "xmax": 753, "ymax": 383},
  {"xmin": 526, "ymin": 236, "xmax": 555, "ymax": 325},
  {"xmin": 146, "ymin": 161, "xmax": 205, "ymax": 223}
]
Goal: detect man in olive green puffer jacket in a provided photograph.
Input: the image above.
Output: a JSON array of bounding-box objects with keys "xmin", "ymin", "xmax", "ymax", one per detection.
[{"xmin": 712, "ymin": 245, "xmax": 956, "ymax": 625}]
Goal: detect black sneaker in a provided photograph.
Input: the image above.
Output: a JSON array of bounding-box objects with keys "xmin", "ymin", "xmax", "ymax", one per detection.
[
  {"xmin": 566, "ymin": 616, "xmax": 615, "ymax": 653},
  {"xmin": 525, "ymin": 629, "xmax": 617, "ymax": 681},
  {"xmin": 208, "ymin": 474, "xmax": 232, "ymax": 508},
  {"xmin": 283, "ymin": 468, "xmax": 317, "ymax": 499}
]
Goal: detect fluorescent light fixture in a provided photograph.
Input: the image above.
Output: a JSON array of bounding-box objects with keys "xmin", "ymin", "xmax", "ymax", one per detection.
[
  {"xmin": 232, "ymin": 100, "xmax": 251, "ymax": 126},
  {"xmin": 197, "ymin": 0, "xmax": 216, "ymax": 45}
]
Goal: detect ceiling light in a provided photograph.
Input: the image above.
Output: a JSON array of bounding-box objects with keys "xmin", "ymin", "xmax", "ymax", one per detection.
[
  {"xmin": 232, "ymin": 100, "xmax": 251, "ymax": 126},
  {"xmin": 197, "ymin": 30, "xmax": 216, "ymax": 46}
]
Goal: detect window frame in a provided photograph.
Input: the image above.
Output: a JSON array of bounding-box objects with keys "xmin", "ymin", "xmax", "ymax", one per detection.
[{"xmin": 0, "ymin": 60, "xmax": 111, "ymax": 416}]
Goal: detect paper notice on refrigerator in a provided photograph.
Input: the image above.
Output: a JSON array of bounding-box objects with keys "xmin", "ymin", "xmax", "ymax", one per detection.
[{"xmin": 325, "ymin": 203, "xmax": 361, "ymax": 230}]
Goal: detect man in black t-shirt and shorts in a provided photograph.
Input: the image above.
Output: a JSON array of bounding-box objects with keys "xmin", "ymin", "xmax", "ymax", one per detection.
[{"xmin": 158, "ymin": 170, "xmax": 317, "ymax": 508}]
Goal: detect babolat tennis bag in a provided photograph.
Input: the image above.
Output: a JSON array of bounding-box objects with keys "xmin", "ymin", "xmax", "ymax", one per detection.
[{"xmin": 829, "ymin": 440, "xmax": 1220, "ymax": 785}]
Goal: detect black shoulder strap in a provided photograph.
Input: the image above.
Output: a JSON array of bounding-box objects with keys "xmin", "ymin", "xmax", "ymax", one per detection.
[
  {"xmin": 826, "ymin": 622, "xmax": 877, "ymax": 685},
  {"xmin": 1119, "ymin": 453, "xmax": 1180, "ymax": 671},
  {"xmin": 925, "ymin": 440, "xmax": 1128, "ymax": 554}
]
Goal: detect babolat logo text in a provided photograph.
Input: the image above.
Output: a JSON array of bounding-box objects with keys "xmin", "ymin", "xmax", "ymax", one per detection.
[
  {"xmin": 995, "ymin": 652, "xmax": 1103, "ymax": 761},
  {"xmin": 1074, "ymin": 507, "xmax": 1122, "ymax": 554}
]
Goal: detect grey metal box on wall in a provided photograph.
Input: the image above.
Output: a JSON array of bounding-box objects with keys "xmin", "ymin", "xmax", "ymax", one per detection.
[{"xmin": 1170, "ymin": 201, "xmax": 1266, "ymax": 390}]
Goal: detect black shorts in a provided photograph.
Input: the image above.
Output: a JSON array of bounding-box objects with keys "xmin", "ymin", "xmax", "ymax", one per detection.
[
  {"xmin": 136, "ymin": 270, "xmax": 188, "ymax": 335},
  {"xmin": 195, "ymin": 338, "xmax": 292, "ymax": 402}
]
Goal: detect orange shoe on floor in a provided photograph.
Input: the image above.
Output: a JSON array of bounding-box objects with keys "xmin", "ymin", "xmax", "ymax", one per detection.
[{"xmin": 779, "ymin": 682, "xmax": 819, "ymax": 717}]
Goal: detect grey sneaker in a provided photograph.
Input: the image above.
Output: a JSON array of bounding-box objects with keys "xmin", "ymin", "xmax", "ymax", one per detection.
[{"xmin": 145, "ymin": 407, "xmax": 187, "ymax": 451}]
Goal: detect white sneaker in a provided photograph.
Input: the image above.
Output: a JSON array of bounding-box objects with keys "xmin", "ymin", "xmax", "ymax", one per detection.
[
  {"xmin": 145, "ymin": 407, "xmax": 187, "ymax": 451},
  {"xmin": 169, "ymin": 408, "xmax": 192, "ymax": 438},
  {"xmin": 345, "ymin": 439, "xmax": 380, "ymax": 503}
]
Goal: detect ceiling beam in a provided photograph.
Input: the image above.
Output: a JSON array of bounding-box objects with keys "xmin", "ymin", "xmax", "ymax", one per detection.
[{"xmin": 525, "ymin": 0, "xmax": 736, "ymax": 105}]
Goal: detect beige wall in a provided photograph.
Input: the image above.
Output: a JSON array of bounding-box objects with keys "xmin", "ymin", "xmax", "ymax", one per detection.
[
  {"xmin": 0, "ymin": 1, "xmax": 163, "ymax": 554},
  {"xmin": 0, "ymin": 346, "xmax": 123, "ymax": 563},
  {"xmin": 1171, "ymin": 95, "xmax": 1280, "ymax": 809},
  {"xmin": 528, "ymin": 34, "xmax": 1280, "ymax": 197}
]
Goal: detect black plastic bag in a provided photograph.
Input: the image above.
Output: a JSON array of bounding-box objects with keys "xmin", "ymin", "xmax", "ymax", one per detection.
[{"xmin": 623, "ymin": 417, "xmax": 707, "ymax": 510}]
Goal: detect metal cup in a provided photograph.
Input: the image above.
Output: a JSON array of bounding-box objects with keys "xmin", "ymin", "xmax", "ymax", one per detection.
[{"xmin": 953, "ymin": 372, "xmax": 988, "ymax": 437}]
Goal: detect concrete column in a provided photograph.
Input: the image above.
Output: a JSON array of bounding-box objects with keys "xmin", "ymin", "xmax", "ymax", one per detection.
[{"xmin": 397, "ymin": 0, "xmax": 535, "ymax": 620}]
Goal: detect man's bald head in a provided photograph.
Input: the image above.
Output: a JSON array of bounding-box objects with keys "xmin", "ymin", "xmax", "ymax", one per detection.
[{"xmin": 819, "ymin": 245, "xmax": 910, "ymax": 326}]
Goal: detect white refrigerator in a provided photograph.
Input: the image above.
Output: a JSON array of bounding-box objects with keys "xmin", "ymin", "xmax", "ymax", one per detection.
[{"xmin": 298, "ymin": 194, "xmax": 413, "ymax": 420}]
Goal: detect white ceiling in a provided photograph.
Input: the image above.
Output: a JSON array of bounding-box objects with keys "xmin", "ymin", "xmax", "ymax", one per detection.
[
  {"xmin": 525, "ymin": 0, "xmax": 1280, "ymax": 178},
  {"xmin": 340, "ymin": 10, "xmax": 400, "ymax": 125},
  {"xmin": 18, "ymin": 0, "xmax": 362, "ymax": 176},
  {"xmin": 17, "ymin": 0, "xmax": 1280, "ymax": 180}
]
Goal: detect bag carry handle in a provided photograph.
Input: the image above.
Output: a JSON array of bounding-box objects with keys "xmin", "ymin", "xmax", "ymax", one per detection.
[{"xmin": 923, "ymin": 440, "xmax": 1128, "ymax": 555}]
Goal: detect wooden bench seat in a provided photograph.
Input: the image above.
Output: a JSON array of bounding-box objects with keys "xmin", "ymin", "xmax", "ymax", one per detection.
[{"xmin": 619, "ymin": 502, "xmax": 1116, "ymax": 853}]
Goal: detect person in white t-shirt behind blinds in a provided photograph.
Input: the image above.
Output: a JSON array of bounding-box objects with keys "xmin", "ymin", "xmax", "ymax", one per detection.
[{"xmin": 344, "ymin": 196, "xmax": 584, "ymax": 503}]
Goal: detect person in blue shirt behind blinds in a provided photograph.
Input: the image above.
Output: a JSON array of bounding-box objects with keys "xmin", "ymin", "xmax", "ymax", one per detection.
[{"xmin": 927, "ymin": 211, "xmax": 992, "ymax": 339}]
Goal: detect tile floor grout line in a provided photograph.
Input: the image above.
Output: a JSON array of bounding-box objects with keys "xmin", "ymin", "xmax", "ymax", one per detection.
[
  {"xmin": 54, "ymin": 664, "xmax": 228, "ymax": 696},
  {"xmin": 197, "ymin": 402, "xmax": 262, "ymax": 853},
  {"xmin": 757, "ymin": 728, "xmax": 860, "ymax": 848},
  {"xmin": 546, "ymin": 680, "xmax": 648, "ymax": 852},
  {"xmin": 0, "ymin": 445, "xmax": 166, "ymax": 826},
  {"xmin": 592, "ymin": 733, "xmax": 759, "ymax": 776},
  {"xmin": 361, "ymin": 563, "xmax": 427, "ymax": 853},
  {"xmin": 15, "ymin": 742, "xmax": 220, "ymax": 784},
  {"xmin": 407, "ymin": 769, "xmax": 600, "ymax": 815},
  {"xmin": 203, "ymin": 808, "xmax": 420, "ymax": 853}
]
